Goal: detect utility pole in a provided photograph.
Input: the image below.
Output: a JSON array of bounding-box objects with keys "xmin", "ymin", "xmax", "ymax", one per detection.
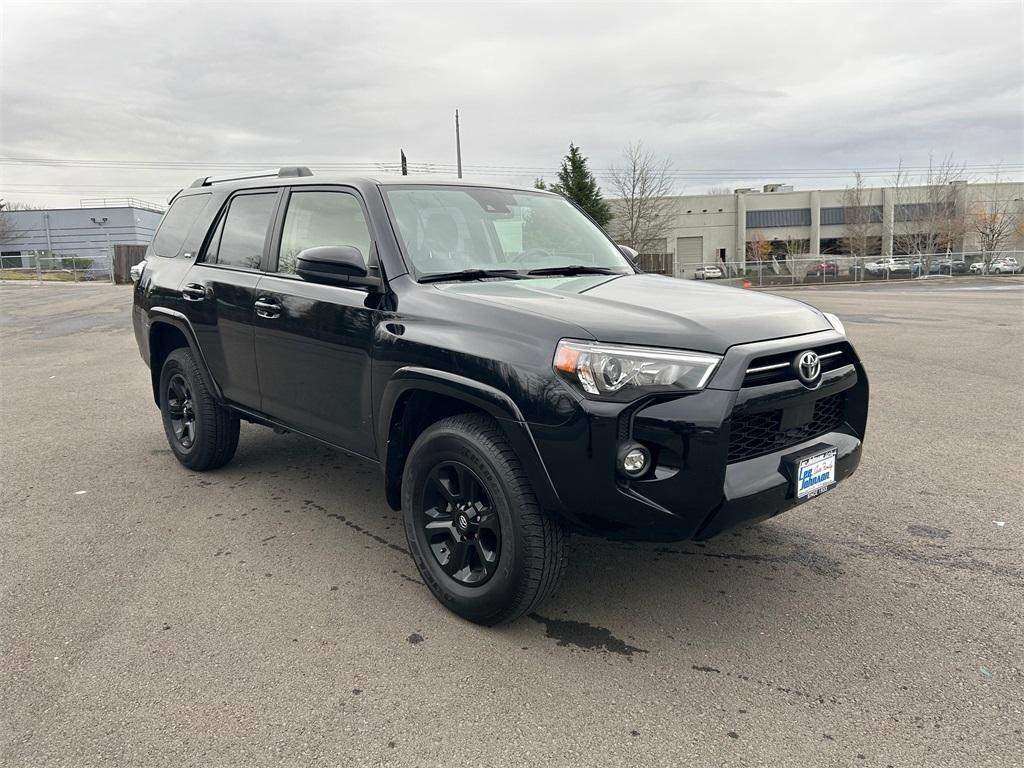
[
  {"xmin": 91, "ymin": 216, "xmax": 113, "ymax": 283},
  {"xmin": 455, "ymin": 109, "xmax": 463, "ymax": 179}
]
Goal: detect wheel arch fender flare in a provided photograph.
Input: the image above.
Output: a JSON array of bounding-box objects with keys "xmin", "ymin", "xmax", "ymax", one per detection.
[
  {"xmin": 377, "ymin": 367, "xmax": 563, "ymax": 514},
  {"xmin": 147, "ymin": 308, "xmax": 224, "ymax": 405}
]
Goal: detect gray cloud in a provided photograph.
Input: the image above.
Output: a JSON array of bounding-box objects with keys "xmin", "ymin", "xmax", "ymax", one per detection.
[{"xmin": 1, "ymin": 0, "xmax": 1021, "ymax": 206}]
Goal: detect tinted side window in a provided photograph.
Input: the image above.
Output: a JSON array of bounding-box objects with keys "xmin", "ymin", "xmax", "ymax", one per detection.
[
  {"xmin": 277, "ymin": 191, "xmax": 372, "ymax": 274},
  {"xmin": 210, "ymin": 193, "xmax": 277, "ymax": 269},
  {"xmin": 150, "ymin": 194, "xmax": 210, "ymax": 258}
]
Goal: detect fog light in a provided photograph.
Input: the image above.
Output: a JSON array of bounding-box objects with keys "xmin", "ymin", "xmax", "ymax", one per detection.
[{"xmin": 618, "ymin": 443, "xmax": 650, "ymax": 478}]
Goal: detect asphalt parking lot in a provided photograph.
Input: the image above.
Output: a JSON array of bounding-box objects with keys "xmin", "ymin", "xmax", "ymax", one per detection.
[{"xmin": 1, "ymin": 278, "xmax": 1022, "ymax": 767}]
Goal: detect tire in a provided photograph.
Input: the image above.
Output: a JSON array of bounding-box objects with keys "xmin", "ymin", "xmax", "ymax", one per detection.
[
  {"xmin": 159, "ymin": 347, "xmax": 239, "ymax": 471},
  {"xmin": 401, "ymin": 413, "xmax": 567, "ymax": 625}
]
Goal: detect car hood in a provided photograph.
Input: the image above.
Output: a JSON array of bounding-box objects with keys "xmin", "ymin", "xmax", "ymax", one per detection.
[{"xmin": 435, "ymin": 273, "xmax": 832, "ymax": 354}]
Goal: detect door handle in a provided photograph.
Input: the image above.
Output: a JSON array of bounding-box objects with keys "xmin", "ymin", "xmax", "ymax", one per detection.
[
  {"xmin": 181, "ymin": 283, "xmax": 207, "ymax": 302},
  {"xmin": 254, "ymin": 298, "xmax": 281, "ymax": 319}
]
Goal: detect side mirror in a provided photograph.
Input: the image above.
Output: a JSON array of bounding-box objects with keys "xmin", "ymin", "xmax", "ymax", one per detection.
[
  {"xmin": 129, "ymin": 259, "xmax": 147, "ymax": 283},
  {"xmin": 295, "ymin": 245, "xmax": 381, "ymax": 290}
]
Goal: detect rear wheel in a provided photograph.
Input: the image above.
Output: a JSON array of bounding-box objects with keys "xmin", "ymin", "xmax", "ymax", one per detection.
[
  {"xmin": 402, "ymin": 413, "xmax": 567, "ymax": 625},
  {"xmin": 159, "ymin": 347, "xmax": 239, "ymax": 470}
]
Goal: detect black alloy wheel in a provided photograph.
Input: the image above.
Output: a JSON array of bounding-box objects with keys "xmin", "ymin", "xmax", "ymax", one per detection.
[
  {"xmin": 401, "ymin": 413, "xmax": 567, "ymax": 625},
  {"xmin": 158, "ymin": 347, "xmax": 240, "ymax": 471},
  {"xmin": 165, "ymin": 373, "xmax": 197, "ymax": 450},
  {"xmin": 416, "ymin": 461, "xmax": 501, "ymax": 586}
]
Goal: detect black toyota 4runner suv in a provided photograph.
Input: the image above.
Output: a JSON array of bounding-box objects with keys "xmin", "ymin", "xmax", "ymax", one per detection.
[{"xmin": 133, "ymin": 168, "xmax": 868, "ymax": 625}]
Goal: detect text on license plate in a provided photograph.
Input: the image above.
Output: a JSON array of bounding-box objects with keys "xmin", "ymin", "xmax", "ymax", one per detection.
[{"xmin": 796, "ymin": 448, "xmax": 837, "ymax": 499}]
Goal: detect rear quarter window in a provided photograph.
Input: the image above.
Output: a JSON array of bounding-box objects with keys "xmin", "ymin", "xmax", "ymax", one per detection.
[{"xmin": 149, "ymin": 194, "xmax": 212, "ymax": 258}]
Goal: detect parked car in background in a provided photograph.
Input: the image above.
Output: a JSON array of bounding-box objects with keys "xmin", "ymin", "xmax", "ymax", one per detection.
[
  {"xmin": 929, "ymin": 259, "xmax": 968, "ymax": 275},
  {"xmin": 989, "ymin": 257, "xmax": 1020, "ymax": 274},
  {"xmin": 849, "ymin": 260, "xmax": 884, "ymax": 279},
  {"xmin": 969, "ymin": 261, "xmax": 987, "ymax": 274},
  {"xmin": 805, "ymin": 261, "xmax": 839, "ymax": 278},
  {"xmin": 693, "ymin": 264, "xmax": 723, "ymax": 280},
  {"xmin": 878, "ymin": 257, "xmax": 912, "ymax": 277}
]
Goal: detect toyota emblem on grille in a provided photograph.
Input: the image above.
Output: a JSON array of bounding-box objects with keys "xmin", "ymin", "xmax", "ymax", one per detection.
[{"xmin": 794, "ymin": 350, "xmax": 822, "ymax": 387}]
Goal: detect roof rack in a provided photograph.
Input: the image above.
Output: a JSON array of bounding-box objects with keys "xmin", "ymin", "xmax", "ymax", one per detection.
[{"xmin": 189, "ymin": 166, "xmax": 313, "ymax": 188}]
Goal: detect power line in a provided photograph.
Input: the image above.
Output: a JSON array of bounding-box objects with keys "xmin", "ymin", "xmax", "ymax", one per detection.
[{"xmin": 2, "ymin": 155, "xmax": 1021, "ymax": 178}]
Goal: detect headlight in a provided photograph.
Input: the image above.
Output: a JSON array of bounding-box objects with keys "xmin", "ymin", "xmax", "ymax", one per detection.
[
  {"xmin": 554, "ymin": 339, "xmax": 721, "ymax": 400},
  {"xmin": 823, "ymin": 312, "xmax": 846, "ymax": 336}
]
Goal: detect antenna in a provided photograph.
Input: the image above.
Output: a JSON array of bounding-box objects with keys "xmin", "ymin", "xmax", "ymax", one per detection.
[{"xmin": 455, "ymin": 109, "xmax": 463, "ymax": 179}]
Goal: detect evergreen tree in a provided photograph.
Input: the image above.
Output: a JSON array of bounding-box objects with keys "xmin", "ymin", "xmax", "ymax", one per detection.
[{"xmin": 555, "ymin": 143, "xmax": 612, "ymax": 226}]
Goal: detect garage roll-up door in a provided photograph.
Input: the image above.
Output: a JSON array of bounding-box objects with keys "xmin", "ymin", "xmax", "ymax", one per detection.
[{"xmin": 675, "ymin": 236, "xmax": 703, "ymax": 278}]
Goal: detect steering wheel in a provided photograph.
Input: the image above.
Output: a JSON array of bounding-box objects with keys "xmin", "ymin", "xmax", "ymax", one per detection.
[{"xmin": 508, "ymin": 248, "xmax": 553, "ymax": 266}]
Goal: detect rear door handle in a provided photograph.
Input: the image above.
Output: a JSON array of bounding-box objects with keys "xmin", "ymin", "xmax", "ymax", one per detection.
[
  {"xmin": 254, "ymin": 298, "xmax": 281, "ymax": 319},
  {"xmin": 181, "ymin": 283, "xmax": 207, "ymax": 302}
]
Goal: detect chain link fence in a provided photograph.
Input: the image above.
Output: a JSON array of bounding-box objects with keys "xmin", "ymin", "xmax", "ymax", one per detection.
[
  {"xmin": 0, "ymin": 244, "xmax": 148, "ymax": 284},
  {"xmin": 658, "ymin": 250, "xmax": 1023, "ymax": 286},
  {"xmin": 1, "ymin": 249, "xmax": 114, "ymax": 283}
]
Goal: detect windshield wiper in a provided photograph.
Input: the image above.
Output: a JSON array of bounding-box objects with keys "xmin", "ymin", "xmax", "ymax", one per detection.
[
  {"xmin": 526, "ymin": 265, "xmax": 620, "ymax": 277},
  {"xmin": 418, "ymin": 268, "xmax": 525, "ymax": 284}
]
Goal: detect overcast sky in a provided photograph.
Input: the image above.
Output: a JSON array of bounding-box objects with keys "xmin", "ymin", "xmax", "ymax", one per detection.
[{"xmin": 2, "ymin": 0, "xmax": 1022, "ymax": 207}]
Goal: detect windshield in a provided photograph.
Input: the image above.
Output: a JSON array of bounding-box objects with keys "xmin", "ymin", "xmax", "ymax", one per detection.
[{"xmin": 382, "ymin": 186, "xmax": 633, "ymax": 279}]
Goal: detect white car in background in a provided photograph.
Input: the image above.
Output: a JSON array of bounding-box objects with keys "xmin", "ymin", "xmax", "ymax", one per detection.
[
  {"xmin": 989, "ymin": 257, "xmax": 1020, "ymax": 274},
  {"xmin": 877, "ymin": 257, "xmax": 912, "ymax": 277},
  {"xmin": 849, "ymin": 260, "xmax": 884, "ymax": 278},
  {"xmin": 693, "ymin": 264, "xmax": 724, "ymax": 280}
]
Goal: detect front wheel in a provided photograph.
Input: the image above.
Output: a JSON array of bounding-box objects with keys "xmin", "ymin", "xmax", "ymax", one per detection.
[{"xmin": 401, "ymin": 414, "xmax": 567, "ymax": 625}]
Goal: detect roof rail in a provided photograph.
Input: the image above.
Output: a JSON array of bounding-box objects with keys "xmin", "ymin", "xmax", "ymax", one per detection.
[{"xmin": 189, "ymin": 166, "xmax": 314, "ymax": 188}]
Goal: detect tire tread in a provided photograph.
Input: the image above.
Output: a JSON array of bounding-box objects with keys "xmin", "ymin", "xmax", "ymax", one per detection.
[
  {"xmin": 161, "ymin": 348, "xmax": 239, "ymax": 471},
  {"xmin": 404, "ymin": 413, "xmax": 567, "ymax": 625}
]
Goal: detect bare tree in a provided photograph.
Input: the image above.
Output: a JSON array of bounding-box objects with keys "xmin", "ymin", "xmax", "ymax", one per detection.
[
  {"xmin": 890, "ymin": 156, "xmax": 969, "ymax": 266},
  {"xmin": 784, "ymin": 235, "xmax": 809, "ymax": 259},
  {"xmin": 971, "ymin": 173, "xmax": 1020, "ymax": 259},
  {"xmin": 0, "ymin": 202, "xmax": 30, "ymax": 255},
  {"xmin": 746, "ymin": 230, "xmax": 771, "ymax": 261},
  {"xmin": 842, "ymin": 172, "xmax": 875, "ymax": 259},
  {"xmin": 607, "ymin": 142, "xmax": 677, "ymax": 253},
  {"xmin": 706, "ymin": 185, "xmax": 732, "ymax": 196}
]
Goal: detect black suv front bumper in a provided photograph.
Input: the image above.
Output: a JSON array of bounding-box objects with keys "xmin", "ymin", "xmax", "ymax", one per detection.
[{"xmin": 528, "ymin": 331, "xmax": 868, "ymax": 541}]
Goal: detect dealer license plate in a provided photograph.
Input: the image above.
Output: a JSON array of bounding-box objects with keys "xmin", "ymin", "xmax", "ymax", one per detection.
[{"xmin": 795, "ymin": 448, "xmax": 837, "ymax": 499}]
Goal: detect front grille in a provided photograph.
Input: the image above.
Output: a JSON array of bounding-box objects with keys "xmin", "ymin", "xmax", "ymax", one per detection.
[
  {"xmin": 727, "ymin": 393, "xmax": 845, "ymax": 463},
  {"xmin": 743, "ymin": 343, "xmax": 852, "ymax": 387}
]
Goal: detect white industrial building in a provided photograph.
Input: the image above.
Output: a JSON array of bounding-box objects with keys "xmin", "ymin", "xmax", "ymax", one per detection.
[
  {"xmin": 641, "ymin": 180, "xmax": 1024, "ymax": 277},
  {"xmin": 0, "ymin": 199, "xmax": 164, "ymax": 273}
]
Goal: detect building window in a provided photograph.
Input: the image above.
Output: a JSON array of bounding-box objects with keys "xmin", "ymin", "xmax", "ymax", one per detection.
[
  {"xmin": 820, "ymin": 206, "xmax": 883, "ymax": 225},
  {"xmin": 746, "ymin": 208, "xmax": 812, "ymax": 228},
  {"xmin": 895, "ymin": 202, "xmax": 940, "ymax": 222}
]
